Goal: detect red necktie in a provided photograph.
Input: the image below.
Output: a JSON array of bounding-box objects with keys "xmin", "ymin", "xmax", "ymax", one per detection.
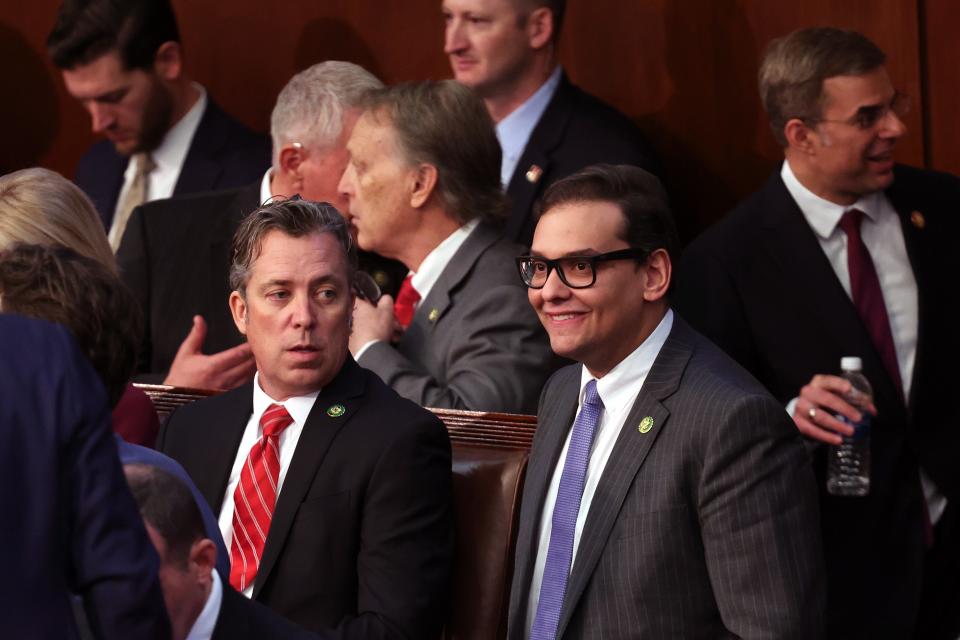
[
  {"xmin": 838, "ymin": 209, "xmax": 903, "ymax": 396},
  {"xmin": 393, "ymin": 275, "xmax": 420, "ymax": 329},
  {"xmin": 229, "ymin": 403, "xmax": 293, "ymax": 591}
]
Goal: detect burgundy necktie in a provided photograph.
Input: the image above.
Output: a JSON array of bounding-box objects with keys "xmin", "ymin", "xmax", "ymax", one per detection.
[
  {"xmin": 229, "ymin": 403, "xmax": 292, "ymax": 591},
  {"xmin": 838, "ymin": 209, "xmax": 903, "ymax": 396},
  {"xmin": 393, "ymin": 275, "xmax": 420, "ymax": 329}
]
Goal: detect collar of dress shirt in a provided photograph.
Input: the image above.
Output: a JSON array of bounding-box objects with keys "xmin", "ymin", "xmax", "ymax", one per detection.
[
  {"xmin": 259, "ymin": 168, "xmax": 273, "ymax": 204},
  {"xmin": 184, "ymin": 568, "xmax": 223, "ymax": 640},
  {"xmin": 251, "ymin": 371, "xmax": 321, "ymax": 427},
  {"xmin": 578, "ymin": 309, "xmax": 675, "ymax": 414},
  {"xmin": 495, "ymin": 66, "xmax": 562, "ymax": 186},
  {"xmin": 149, "ymin": 83, "xmax": 207, "ymax": 177},
  {"xmin": 409, "ymin": 218, "xmax": 481, "ymax": 302},
  {"xmin": 781, "ymin": 159, "xmax": 884, "ymax": 239}
]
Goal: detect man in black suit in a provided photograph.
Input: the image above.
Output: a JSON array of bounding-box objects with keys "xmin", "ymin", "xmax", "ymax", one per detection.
[
  {"xmin": 125, "ymin": 463, "xmax": 317, "ymax": 640},
  {"xmin": 508, "ymin": 165, "xmax": 823, "ymax": 639},
  {"xmin": 118, "ymin": 61, "xmax": 405, "ymax": 389},
  {"xmin": 157, "ymin": 197, "xmax": 453, "ymax": 634},
  {"xmin": 675, "ymin": 27, "xmax": 960, "ymax": 639},
  {"xmin": 442, "ymin": 0, "xmax": 658, "ymax": 245},
  {"xmin": 47, "ymin": 0, "xmax": 269, "ymax": 247}
]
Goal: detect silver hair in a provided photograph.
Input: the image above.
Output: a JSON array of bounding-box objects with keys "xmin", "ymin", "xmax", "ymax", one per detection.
[{"xmin": 270, "ymin": 61, "xmax": 383, "ymax": 168}]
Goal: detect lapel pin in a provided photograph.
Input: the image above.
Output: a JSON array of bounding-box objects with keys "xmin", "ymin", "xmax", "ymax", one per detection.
[
  {"xmin": 428, "ymin": 308, "xmax": 440, "ymax": 322},
  {"xmin": 373, "ymin": 270, "xmax": 389, "ymax": 287},
  {"xmin": 638, "ymin": 416, "xmax": 654, "ymax": 433},
  {"xmin": 326, "ymin": 404, "xmax": 346, "ymax": 418},
  {"xmin": 910, "ymin": 211, "xmax": 925, "ymax": 229},
  {"xmin": 525, "ymin": 165, "xmax": 543, "ymax": 184}
]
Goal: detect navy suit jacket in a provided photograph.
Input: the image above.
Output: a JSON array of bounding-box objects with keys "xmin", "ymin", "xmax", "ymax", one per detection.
[
  {"xmin": 75, "ymin": 98, "xmax": 270, "ymax": 229},
  {"xmin": 675, "ymin": 164, "xmax": 960, "ymax": 638},
  {"xmin": 0, "ymin": 315, "xmax": 169, "ymax": 639},
  {"xmin": 504, "ymin": 73, "xmax": 660, "ymax": 246}
]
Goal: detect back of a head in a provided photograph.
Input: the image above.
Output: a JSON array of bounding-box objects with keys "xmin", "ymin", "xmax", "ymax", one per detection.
[
  {"xmin": 0, "ymin": 167, "xmax": 116, "ymax": 273},
  {"xmin": 759, "ymin": 27, "xmax": 886, "ymax": 146},
  {"xmin": 0, "ymin": 243, "xmax": 140, "ymax": 407},
  {"xmin": 124, "ymin": 464, "xmax": 205, "ymax": 567},
  {"xmin": 47, "ymin": 0, "xmax": 180, "ymax": 70},
  {"xmin": 270, "ymin": 61, "xmax": 383, "ymax": 164},
  {"xmin": 363, "ymin": 80, "xmax": 507, "ymax": 225}
]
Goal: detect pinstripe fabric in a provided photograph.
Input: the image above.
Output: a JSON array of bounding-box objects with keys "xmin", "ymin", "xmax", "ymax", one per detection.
[
  {"xmin": 508, "ymin": 316, "xmax": 826, "ymax": 639},
  {"xmin": 229, "ymin": 403, "xmax": 292, "ymax": 591}
]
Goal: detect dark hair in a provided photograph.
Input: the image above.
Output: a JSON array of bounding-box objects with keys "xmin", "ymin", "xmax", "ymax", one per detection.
[
  {"xmin": 0, "ymin": 243, "xmax": 141, "ymax": 407},
  {"xmin": 47, "ymin": 0, "xmax": 181, "ymax": 70},
  {"xmin": 124, "ymin": 464, "xmax": 205, "ymax": 568},
  {"xmin": 363, "ymin": 80, "xmax": 507, "ymax": 225},
  {"xmin": 759, "ymin": 27, "xmax": 886, "ymax": 146},
  {"xmin": 537, "ymin": 164, "xmax": 680, "ymax": 263},
  {"xmin": 230, "ymin": 197, "xmax": 358, "ymax": 296}
]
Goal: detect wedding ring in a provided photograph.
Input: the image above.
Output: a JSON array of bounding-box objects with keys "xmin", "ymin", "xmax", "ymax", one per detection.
[{"xmin": 808, "ymin": 406, "xmax": 817, "ymax": 420}]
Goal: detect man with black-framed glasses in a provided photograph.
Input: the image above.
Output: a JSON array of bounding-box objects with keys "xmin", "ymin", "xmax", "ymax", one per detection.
[
  {"xmin": 676, "ymin": 27, "xmax": 960, "ymax": 639},
  {"xmin": 508, "ymin": 163, "xmax": 824, "ymax": 640}
]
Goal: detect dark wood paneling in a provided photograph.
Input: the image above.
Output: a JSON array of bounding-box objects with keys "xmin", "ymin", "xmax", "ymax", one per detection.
[{"xmin": 921, "ymin": 0, "xmax": 960, "ymax": 173}]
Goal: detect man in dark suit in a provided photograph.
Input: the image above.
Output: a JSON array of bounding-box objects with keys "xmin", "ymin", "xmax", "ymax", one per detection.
[
  {"xmin": 340, "ymin": 80, "xmax": 559, "ymax": 413},
  {"xmin": 443, "ymin": 0, "xmax": 658, "ymax": 245},
  {"xmin": 118, "ymin": 61, "xmax": 405, "ymax": 389},
  {"xmin": 0, "ymin": 314, "xmax": 169, "ymax": 640},
  {"xmin": 674, "ymin": 28, "xmax": 960, "ymax": 639},
  {"xmin": 47, "ymin": 0, "xmax": 269, "ymax": 247},
  {"xmin": 157, "ymin": 197, "xmax": 453, "ymax": 634},
  {"xmin": 125, "ymin": 463, "xmax": 318, "ymax": 640},
  {"xmin": 508, "ymin": 165, "xmax": 824, "ymax": 639}
]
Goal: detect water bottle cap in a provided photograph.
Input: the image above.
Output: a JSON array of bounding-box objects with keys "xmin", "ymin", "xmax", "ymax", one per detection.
[{"xmin": 841, "ymin": 356, "xmax": 863, "ymax": 371}]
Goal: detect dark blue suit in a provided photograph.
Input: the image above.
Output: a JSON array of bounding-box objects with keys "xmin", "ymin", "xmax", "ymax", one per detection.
[
  {"xmin": 74, "ymin": 98, "xmax": 270, "ymax": 229},
  {"xmin": 0, "ymin": 315, "xmax": 169, "ymax": 639}
]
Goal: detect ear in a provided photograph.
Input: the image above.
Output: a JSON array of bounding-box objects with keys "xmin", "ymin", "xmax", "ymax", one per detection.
[
  {"xmin": 152, "ymin": 41, "xmax": 183, "ymax": 82},
  {"xmin": 784, "ymin": 118, "xmax": 818, "ymax": 155},
  {"xmin": 526, "ymin": 7, "xmax": 554, "ymax": 49},
  {"xmin": 641, "ymin": 248, "xmax": 672, "ymax": 302},
  {"xmin": 277, "ymin": 143, "xmax": 307, "ymax": 189},
  {"xmin": 229, "ymin": 290, "xmax": 248, "ymax": 336},
  {"xmin": 409, "ymin": 163, "xmax": 438, "ymax": 209},
  {"xmin": 188, "ymin": 538, "xmax": 217, "ymax": 584}
]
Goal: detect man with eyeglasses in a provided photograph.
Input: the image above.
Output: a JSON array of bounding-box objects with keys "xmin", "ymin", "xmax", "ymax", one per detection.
[
  {"xmin": 508, "ymin": 164, "xmax": 824, "ymax": 639},
  {"xmin": 675, "ymin": 27, "xmax": 960, "ymax": 639}
]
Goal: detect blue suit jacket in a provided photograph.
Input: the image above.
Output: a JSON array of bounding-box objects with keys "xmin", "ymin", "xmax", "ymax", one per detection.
[
  {"xmin": 74, "ymin": 98, "xmax": 270, "ymax": 229},
  {"xmin": 0, "ymin": 315, "xmax": 169, "ymax": 639}
]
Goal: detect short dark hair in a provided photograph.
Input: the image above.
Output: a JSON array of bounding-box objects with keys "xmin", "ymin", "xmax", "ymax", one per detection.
[
  {"xmin": 363, "ymin": 80, "xmax": 507, "ymax": 225},
  {"xmin": 537, "ymin": 164, "xmax": 680, "ymax": 263},
  {"xmin": 47, "ymin": 0, "xmax": 181, "ymax": 70},
  {"xmin": 125, "ymin": 464, "xmax": 205, "ymax": 568},
  {"xmin": 229, "ymin": 197, "xmax": 358, "ymax": 296},
  {"xmin": 759, "ymin": 27, "xmax": 886, "ymax": 146},
  {"xmin": 0, "ymin": 243, "xmax": 141, "ymax": 407}
]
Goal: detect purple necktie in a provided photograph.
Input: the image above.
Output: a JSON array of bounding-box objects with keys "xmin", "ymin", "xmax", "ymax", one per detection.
[{"xmin": 530, "ymin": 379, "xmax": 604, "ymax": 640}]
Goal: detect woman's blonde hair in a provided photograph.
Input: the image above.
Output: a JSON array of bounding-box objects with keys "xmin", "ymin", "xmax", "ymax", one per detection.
[{"xmin": 0, "ymin": 167, "xmax": 116, "ymax": 273}]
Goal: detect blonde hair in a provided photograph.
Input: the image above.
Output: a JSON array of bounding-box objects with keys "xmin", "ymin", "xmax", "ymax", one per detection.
[{"xmin": 0, "ymin": 167, "xmax": 116, "ymax": 273}]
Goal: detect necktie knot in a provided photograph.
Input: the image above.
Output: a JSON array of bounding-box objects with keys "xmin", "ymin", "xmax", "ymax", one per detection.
[
  {"xmin": 134, "ymin": 152, "xmax": 156, "ymax": 177},
  {"xmin": 839, "ymin": 208, "xmax": 865, "ymax": 236},
  {"xmin": 582, "ymin": 379, "xmax": 602, "ymax": 409},
  {"xmin": 260, "ymin": 403, "xmax": 293, "ymax": 438},
  {"xmin": 393, "ymin": 275, "xmax": 421, "ymax": 329}
]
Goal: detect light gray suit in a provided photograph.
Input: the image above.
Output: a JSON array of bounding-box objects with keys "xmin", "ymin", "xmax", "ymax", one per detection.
[
  {"xmin": 359, "ymin": 222, "xmax": 560, "ymax": 413},
  {"xmin": 508, "ymin": 315, "xmax": 825, "ymax": 639}
]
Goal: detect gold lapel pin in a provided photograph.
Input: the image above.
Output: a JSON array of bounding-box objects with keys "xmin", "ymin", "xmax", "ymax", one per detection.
[
  {"xmin": 525, "ymin": 165, "xmax": 543, "ymax": 184},
  {"xmin": 638, "ymin": 416, "xmax": 654, "ymax": 433},
  {"xmin": 326, "ymin": 404, "xmax": 346, "ymax": 418},
  {"xmin": 910, "ymin": 211, "xmax": 925, "ymax": 229},
  {"xmin": 428, "ymin": 308, "xmax": 440, "ymax": 322}
]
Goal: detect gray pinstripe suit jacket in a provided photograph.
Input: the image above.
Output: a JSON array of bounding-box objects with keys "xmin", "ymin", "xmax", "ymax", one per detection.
[{"xmin": 508, "ymin": 315, "xmax": 826, "ymax": 639}]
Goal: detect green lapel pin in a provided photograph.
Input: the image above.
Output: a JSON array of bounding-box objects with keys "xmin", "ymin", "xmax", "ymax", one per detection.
[
  {"xmin": 638, "ymin": 416, "xmax": 654, "ymax": 433},
  {"xmin": 327, "ymin": 404, "xmax": 346, "ymax": 418}
]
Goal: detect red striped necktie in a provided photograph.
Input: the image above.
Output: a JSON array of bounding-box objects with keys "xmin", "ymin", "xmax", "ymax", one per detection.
[
  {"xmin": 229, "ymin": 403, "xmax": 293, "ymax": 591},
  {"xmin": 393, "ymin": 275, "xmax": 420, "ymax": 329}
]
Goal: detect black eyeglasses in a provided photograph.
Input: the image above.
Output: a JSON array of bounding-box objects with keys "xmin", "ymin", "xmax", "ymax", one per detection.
[
  {"xmin": 807, "ymin": 91, "xmax": 911, "ymax": 131},
  {"xmin": 516, "ymin": 248, "xmax": 648, "ymax": 289}
]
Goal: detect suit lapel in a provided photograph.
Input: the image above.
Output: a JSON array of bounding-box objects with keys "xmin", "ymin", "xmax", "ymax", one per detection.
[
  {"xmin": 555, "ymin": 321, "xmax": 689, "ymax": 637},
  {"xmin": 252, "ymin": 358, "xmax": 367, "ymax": 598},
  {"xmin": 174, "ymin": 100, "xmax": 228, "ymax": 196},
  {"xmin": 196, "ymin": 385, "xmax": 255, "ymax": 512}
]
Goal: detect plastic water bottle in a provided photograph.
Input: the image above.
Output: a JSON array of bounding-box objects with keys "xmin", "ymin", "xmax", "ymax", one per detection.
[{"xmin": 827, "ymin": 357, "xmax": 873, "ymax": 496}]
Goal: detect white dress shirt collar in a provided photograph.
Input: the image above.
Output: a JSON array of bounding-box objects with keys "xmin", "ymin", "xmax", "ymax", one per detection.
[
  {"xmin": 251, "ymin": 371, "xmax": 321, "ymax": 426},
  {"xmin": 496, "ymin": 66, "xmax": 562, "ymax": 186},
  {"xmin": 409, "ymin": 218, "xmax": 480, "ymax": 302},
  {"xmin": 259, "ymin": 168, "xmax": 273, "ymax": 205},
  {"xmin": 184, "ymin": 569, "xmax": 223, "ymax": 640},
  {"xmin": 781, "ymin": 159, "xmax": 884, "ymax": 238},
  {"xmin": 152, "ymin": 83, "xmax": 207, "ymax": 176}
]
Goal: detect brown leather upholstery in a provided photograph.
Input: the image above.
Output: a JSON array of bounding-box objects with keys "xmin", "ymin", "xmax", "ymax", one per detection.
[{"xmin": 135, "ymin": 386, "xmax": 536, "ymax": 640}]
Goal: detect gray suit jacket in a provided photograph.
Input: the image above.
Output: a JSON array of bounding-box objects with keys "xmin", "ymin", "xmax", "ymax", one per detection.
[
  {"xmin": 508, "ymin": 315, "xmax": 825, "ymax": 639},
  {"xmin": 358, "ymin": 222, "xmax": 559, "ymax": 413}
]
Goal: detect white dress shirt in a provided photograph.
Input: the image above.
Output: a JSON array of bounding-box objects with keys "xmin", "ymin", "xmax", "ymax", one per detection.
[
  {"xmin": 185, "ymin": 570, "xmax": 223, "ymax": 640},
  {"xmin": 496, "ymin": 67, "xmax": 562, "ymax": 186},
  {"xmin": 217, "ymin": 372, "xmax": 319, "ymax": 597},
  {"xmin": 781, "ymin": 160, "xmax": 944, "ymax": 522},
  {"xmin": 526, "ymin": 310, "xmax": 674, "ymax": 636}
]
